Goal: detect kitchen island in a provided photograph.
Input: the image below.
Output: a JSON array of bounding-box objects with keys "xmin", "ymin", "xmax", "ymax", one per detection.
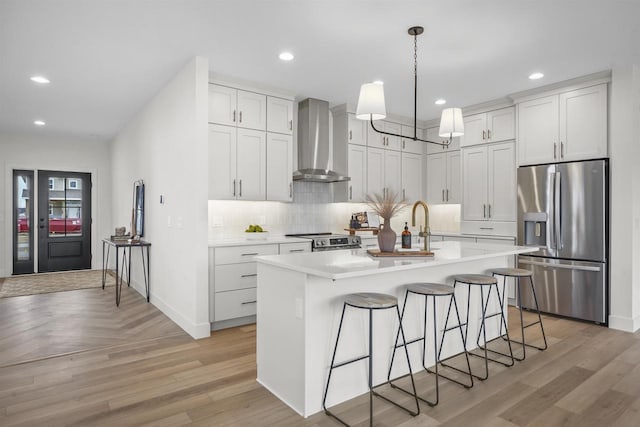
[{"xmin": 255, "ymin": 241, "xmax": 537, "ymax": 417}]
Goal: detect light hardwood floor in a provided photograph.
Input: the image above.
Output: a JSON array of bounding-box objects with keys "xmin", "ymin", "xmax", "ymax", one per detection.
[{"xmin": 1, "ymin": 283, "xmax": 640, "ymax": 426}]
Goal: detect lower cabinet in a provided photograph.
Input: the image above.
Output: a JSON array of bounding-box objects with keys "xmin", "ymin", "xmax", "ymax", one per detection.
[{"xmin": 209, "ymin": 241, "xmax": 311, "ymax": 329}]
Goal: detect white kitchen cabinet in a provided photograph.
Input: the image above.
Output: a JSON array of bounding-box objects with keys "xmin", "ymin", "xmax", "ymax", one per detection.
[
  {"xmin": 518, "ymin": 84, "xmax": 607, "ymax": 165},
  {"xmin": 425, "ymin": 126, "xmax": 460, "ymax": 154},
  {"xmin": 208, "ymin": 124, "xmax": 237, "ymax": 200},
  {"xmin": 279, "ymin": 242, "xmax": 311, "ymax": 254},
  {"xmin": 347, "ymin": 144, "xmax": 367, "ymax": 202},
  {"xmin": 266, "ymin": 133, "xmax": 293, "ymax": 201},
  {"xmin": 426, "ymin": 151, "xmax": 460, "ymax": 204},
  {"xmin": 210, "ymin": 244, "xmax": 279, "ymax": 326},
  {"xmin": 367, "ymin": 120, "xmax": 402, "ymax": 151},
  {"xmin": 202, "ymin": 125, "xmax": 275, "ymax": 202},
  {"xmin": 367, "ymin": 147, "xmax": 401, "ymax": 197},
  {"xmin": 347, "ymin": 113, "xmax": 368, "ymax": 146},
  {"xmin": 462, "ymin": 142, "xmax": 516, "ymax": 222},
  {"xmin": 401, "ymin": 125, "xmax": 424, "ymax": 154},
  {"xmin": 460, "ymin": 107, "xmax": 515, "ymax": 147},
  {"xmin": 267, "ymin": 96, "xmax": 294, "ymax": 135},
  {"xmin": 401, "ymin": 152, "xmax": 423, "ymax": 203},
  {"xmin": 209, "ymin": 84, "xmax": 266, "ymax": 131},
  {"xmin": 236, "ymin": 128, "xmax": 266, "ymax": 200}
]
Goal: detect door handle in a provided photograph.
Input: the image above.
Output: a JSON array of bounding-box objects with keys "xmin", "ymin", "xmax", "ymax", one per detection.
[
  {"xmin": 487, "ymin": 129, "xmax": 491, "ymax": 139},
  {"xmin": 349, "ymin": 185, "xmax": 353, "ymax": 200},
  {"xmin": 233, "ymin": 179, "xmax": 236, "ymax": 197},
  {"xmin": 289, "ymin": 120, "xmax": 293, "ymax": 131},
  {"xmin": 239, "ymin": 179, "xmax": 242, "ymax": 197},
  {"xmin": 233, "ymin": 110, "xmax": 236, "ymax": 122},
  {"xmin": 488, "ymin": 204, "xmax": 491, "ymax": 218},
  {"xmin": 482, "ymin": 130, "xmax": 486, "ymax": 140},
  {"xmin": 560, "ymin": 141, "xmax": 564, "ymax": 158},
  {"xmin": 555, "ymin": 172, "xmax": 562, "ymax": 250},
  {"xmin": 483, "ymin": 204, "xmax": 486, "ymax": 218},
  {"xmin": 446, "ymin": 189, "xmax": 449, "ymax": 202},
  {"xmin": 519, "ymin": 259, "xmax": 601, "ymax": 272},
  {"xmin": 239, "ymin": 111, "xmax": 243, "ymax": 123},
  {"xmin": 442, "ymin": 189, "xmax": 445, "ymax": 202},
  {"xmin": 554, "ymin": 142, "xmax": 557, "ymax": 159},
  {"xmin": 349, "ymin": 130, "xmax": 352, "ymax": 140}
]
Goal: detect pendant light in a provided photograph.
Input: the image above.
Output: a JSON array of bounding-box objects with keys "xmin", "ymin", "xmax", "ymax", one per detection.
[{"xmin": 356, "ymin": 26, "xmax": 464, "ymax": 146}]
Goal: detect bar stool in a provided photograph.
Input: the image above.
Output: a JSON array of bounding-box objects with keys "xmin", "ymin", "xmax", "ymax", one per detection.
[
  {"xmin": 492, "ymin": 268, "xmax": 548, "ymax": 361},
  {"xmin": 323, "ymin": 292, "xmax": 420, "ymax": 427},
  {"xmin": 450, "ymin": 274, "xmax": 515, "ymax": 381},
  {"xmin": 388, "ymin": 283, "xmax": 473, "ymax": 407}
]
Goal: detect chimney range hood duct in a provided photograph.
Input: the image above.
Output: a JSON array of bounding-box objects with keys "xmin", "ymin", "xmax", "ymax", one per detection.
[{"xmin": 293, "ymin": 98, "xmax": 350, "ymax": 183}]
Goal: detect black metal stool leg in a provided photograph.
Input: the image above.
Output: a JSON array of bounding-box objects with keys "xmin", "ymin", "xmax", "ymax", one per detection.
[
  {"xmin": 530, "ymin": 275, "xmax": 548, "ymax": 350},
  {"xmin": 323, "ymin": 303, "xmax": 349, "ymax": 426}
]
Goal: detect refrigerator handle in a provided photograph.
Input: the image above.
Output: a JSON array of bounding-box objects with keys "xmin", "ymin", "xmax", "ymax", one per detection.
[
  {"xmin": 555, "ymin": 171, "xmax": 562, "ymax": 251},
  {"xmin": 519, "ymin": 259, "xmax": 601, "ymax": 272},
  {"xmin": 549, "ymin": 172, "xmax": 556, "ymax": 249}
]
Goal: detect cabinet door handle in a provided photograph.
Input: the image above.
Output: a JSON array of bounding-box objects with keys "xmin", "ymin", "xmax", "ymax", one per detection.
[
  {"xmin": 289, "ymin": 249, "xmax": 305, "ymax": 253},
  {"xmin": 560, "ymin": 141, "xmax": 564, "ymax": 158},
  {"xmin": 349, "ymin": 130, "xmax": 352, "ymax": 140},
  {"xmin": 442, "ymin": 143, "xmax": 445, "ymax": 151},
  {"xmin": 442, "ymin": 189, "xmax": 445, "ymax": 202},
  {"xmin": 241, "ymin": 300, "xmax": 257, "ymax": 305},
  {"xmin": 239, "ymin": 111, "xmax": 243, "ymax": 123},
  {"xmin": 488, "ymin": 204, "xmax": 491, "ymax": 218},
  {"xmin": 483, "ymin": 204, "xmax": 486, "ymax": 218},
  {"xmin": 289, "ymin": 183, "xmax": 292, "ymax": 198},
  {"xmin": 479, "ymin": 227, "xmax": 494, "ymax": 230},
  {"xmin": 554, "ymin": 142, "xmax": 557, "ymax": 159},
  {"xmin": 241, "ymin": 253, "xmax": 259, "ymax": 256},
  {"xmin": 233, "ymin": 179, "xmax": 236, "ymax": 197},
  {"xmin": 446, "ymin": 189, "xmax": 449, "ymax": 202},
  {"xmin": 241, "ymin": 273, "xmax": 258, "ymax": 278},
  {"xmin": 402, "ymin": 140, "xmax": 405, "ymax": 150},
  {"xmin": 487, "ymin": 129, "xmax": 491, "ymax": 139},
  {"xmin": 482, "ymin": 130, "xmax": 486, "ymax": 140},
  {"xmin": 239, "ymin": 179, "xmax": 242, "ymax": 197},
  {"xmin": 233, "ymin": 110, "xmax": 237, "ymax": 122},
  {"xmin": 402, "ymin": 189, "xmax": 406, "ymax": 200},
  {"xmin": 349, "ymin": 185, "xmax": 353, "ymax": 200},
  {"xmin": 289, "ymin": 119, "xmax": 293, "ymax": 131}
]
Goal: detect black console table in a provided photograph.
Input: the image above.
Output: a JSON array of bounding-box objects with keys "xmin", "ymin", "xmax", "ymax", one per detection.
[{"xmin": 102, "ymin": 238, "xmax": 151, "ymax": 306}]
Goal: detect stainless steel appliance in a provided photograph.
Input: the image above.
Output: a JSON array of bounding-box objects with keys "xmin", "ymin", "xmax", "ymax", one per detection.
[
  {"xmin": 517, "ymin": 159, "xmax": 608, "ymax": 324},
  {"xmin": 285, "ymin": 233, "xmax": 361, "ymax": 251}
]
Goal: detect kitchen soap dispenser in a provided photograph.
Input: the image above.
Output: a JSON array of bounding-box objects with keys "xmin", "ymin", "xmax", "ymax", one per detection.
[{"xmin": 402, "ymin": 222, "xmax": 412, "ymax": 249}]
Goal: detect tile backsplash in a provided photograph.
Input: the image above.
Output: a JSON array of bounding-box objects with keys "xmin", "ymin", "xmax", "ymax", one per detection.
[{"xmin": 208, "ymin": 182, "xmax": 460, "ymax": 239}]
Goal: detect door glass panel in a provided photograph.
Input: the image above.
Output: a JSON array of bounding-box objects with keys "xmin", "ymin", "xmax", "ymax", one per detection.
[
  {"xmin": 16, "ymin": 174, "xmax": 32, "ymax": 261},
  {"xmin": 48, "ymin": 177, "xmax": 83, "ymax": 237}
]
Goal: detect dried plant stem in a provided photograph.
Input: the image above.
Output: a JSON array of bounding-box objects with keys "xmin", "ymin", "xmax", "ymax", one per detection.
[{"xmin": 364, "ymin": 190, "xmax": 408, "ymax": 223}]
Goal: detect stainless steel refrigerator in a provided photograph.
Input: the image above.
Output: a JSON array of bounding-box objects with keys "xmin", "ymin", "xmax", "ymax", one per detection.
[{"xmin": 517, "ymin": 159, "xmax": 608, "ymax": 324}]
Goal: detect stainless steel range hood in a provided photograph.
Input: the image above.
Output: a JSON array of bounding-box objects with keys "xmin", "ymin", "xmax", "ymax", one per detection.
[{"xmin": 293, "ymin": 98, "xmax": 350, "ymax": 183}]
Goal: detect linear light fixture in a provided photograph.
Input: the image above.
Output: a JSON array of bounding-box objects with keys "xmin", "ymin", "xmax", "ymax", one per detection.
[{"xmin": 356, "ymin": 26, "xmax": 464, "ymax": 146}]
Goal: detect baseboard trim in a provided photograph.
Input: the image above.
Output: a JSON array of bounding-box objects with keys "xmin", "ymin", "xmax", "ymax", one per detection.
[
  {"xmin": 129, "ymin": 277, "xmax": 210, "ymax": 340},
  {"xmin": 608, "ymin": 314, "xmax": 640, "ymax": 332}
]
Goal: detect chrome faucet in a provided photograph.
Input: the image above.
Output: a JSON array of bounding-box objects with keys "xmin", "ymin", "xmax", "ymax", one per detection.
[{"xmin": 411, "ymin": 200, "xmax": 430, "ymax": 252}]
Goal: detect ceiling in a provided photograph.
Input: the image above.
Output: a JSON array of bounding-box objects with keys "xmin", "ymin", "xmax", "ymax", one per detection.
[{"xmin": 2, "ymin": 0, "xmax": 639, "ymax": 142}]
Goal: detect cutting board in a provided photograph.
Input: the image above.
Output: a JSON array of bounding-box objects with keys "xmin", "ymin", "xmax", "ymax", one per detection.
[{"xmin": 367, "ymin": 249, "xmax": 434, "ymax": 257}]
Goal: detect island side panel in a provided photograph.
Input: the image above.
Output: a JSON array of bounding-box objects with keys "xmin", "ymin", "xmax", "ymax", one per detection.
[
  {"xmin": 256, "ymin": 263, "xmax": 308, "ymax": 416},
  {"xmin": 304, "ymin": 254, "xmax": 514, "ymax": 416}
]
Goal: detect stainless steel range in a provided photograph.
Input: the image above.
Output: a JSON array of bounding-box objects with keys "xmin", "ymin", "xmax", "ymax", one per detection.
[{"xmin": 285, "ymin": 233, "xmax": 361, "ymax": 252}]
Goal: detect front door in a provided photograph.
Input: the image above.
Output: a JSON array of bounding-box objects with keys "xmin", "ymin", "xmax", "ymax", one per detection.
[{"xmin": 37, "ymin": 171, "xmax": 92, "ymax": 272}]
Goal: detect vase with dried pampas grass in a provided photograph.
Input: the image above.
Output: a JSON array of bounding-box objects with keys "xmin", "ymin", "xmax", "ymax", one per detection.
[{"xmin": 365, "ymin": 191, "xmax": 407, "ymax": 252}]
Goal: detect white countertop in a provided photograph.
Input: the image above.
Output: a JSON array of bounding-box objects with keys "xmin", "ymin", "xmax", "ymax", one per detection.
[
  {"xmin": 208, "ymin": 235, "xmax": 310, "ymax": 247},
  {"xmin": 255, "ymin": 241, "xmax": 537, "ymax": 280}
]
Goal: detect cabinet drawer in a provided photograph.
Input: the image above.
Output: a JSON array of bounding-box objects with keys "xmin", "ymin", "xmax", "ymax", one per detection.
[
  {"xmin": 279, "ymin": 242, "xmax": 311, "ymax": 254},
  {"xmin": 215, "ymin": 263, "xmax": 257, "ymax": 292},
  {"xmin": 460, "ymin": 220, "xmax": 516, "ymax": 237},
  {"xmin": 214, "ymin": 288, "xmax": 257, "ymax": 321},
  {"xmin": 215, "ymin": 244, "xmax": 278, "ymax": 265}
]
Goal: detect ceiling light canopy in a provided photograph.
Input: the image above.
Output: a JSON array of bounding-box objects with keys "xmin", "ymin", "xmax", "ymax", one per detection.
[
  {"xmin": 30, "ymin": 76, "xmax": 50, "ymax": 84},
  {"xmin": 278, "ymin": 52, "xmax": 294, "ymax": 61},
  {"xmin": 529, "ymin": 72, "xmax": 544, "ymax": 80},
  {"xmin": 355, "ymin": 26, "xmax": 463, "ymax": 147},
  {"xmin": 33, "ymin": 120, "xmax": 45, "ymax": 126},
  {"xmin": 435, "ymin": 98, "xmax": 446, "ymax": 105}
]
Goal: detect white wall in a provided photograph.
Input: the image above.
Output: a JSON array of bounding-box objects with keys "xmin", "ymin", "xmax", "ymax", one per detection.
[
  {"xmin": 0, "ymin": 133, "xmax": 111, "ymax": 277},
  {"xmin": 609, "ymin": 65, "xmax": 640, "ymax": 332},
  {"xmin": 110, "ymin": 57, "xmax": 209, "ymax": 339}
]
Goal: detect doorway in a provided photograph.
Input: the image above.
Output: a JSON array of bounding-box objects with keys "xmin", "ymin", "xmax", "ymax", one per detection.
[{"xmin": 37, "ymin": 171, "xmax": 92, "ymax": 272}]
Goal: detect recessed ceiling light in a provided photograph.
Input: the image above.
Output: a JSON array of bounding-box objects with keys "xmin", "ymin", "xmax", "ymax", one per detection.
[
  {"xmin": 529, "ymin": 72, "xmax": 544, "ymax": 80},
  {"xmin": 278, "ymin": 52, "xmax": 294, "ymax": 61},
  {"xmin": 373, "ymin": 80, "xmax": 384, "ymax": 85},
  {"xmin": 34, "ymin": 120, "xmax": 45, "ymax": 126},
  {"xmin": 30, "ymin": 76, "xmax": 50, "ymax": 84},
  {"xmin": 435, "ymin": 99, "xmax": 447, "ymax": 105}
]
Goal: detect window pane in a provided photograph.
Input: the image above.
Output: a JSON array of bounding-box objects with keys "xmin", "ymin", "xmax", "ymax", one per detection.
[
  {"xmin": 49, "ymin": 177, "xmax": 83, "ymax": 237},
  {"xmin": 16, "ymin": 174, "xmax": 31, "ymax": 260}
]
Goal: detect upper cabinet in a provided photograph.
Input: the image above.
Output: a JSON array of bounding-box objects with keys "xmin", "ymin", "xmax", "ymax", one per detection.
[
  {"xmin": 209, "ymin": 84, "xmax": 267, "ymax": 131},
  {"xmin": 426, "ymin": 151, "xmax": 460, "ymax": 205},
  {"xmin": 347, "ymin": 144, "xmax": 367, "ymax": 202},
  {"xmin": 266, "ymin": 96, "xmax": 294, "ymax": 135},
  {"xmin": 518, "ymin": 84, "xmax": 607, "ymax": 165},
  {"xmin": 425, "ymin": 126, "xmax": 460, "ymax": 154},
  {"xmin": 400, "ymin": 125, "xmax": 424, "ymax": 154},
  {"xmin": 266, "ymin": 133, "xmax": 293, "ymax": 201},
  {"xmin": 367, "ymin": 120, "xmax": 402, "ymax": 151},
  {"xmin": 401, "ymin": 152, "xmax": 423, "ymax": 203},
  {"xmin": 460, "ymin": 107, "xmax": 515, "ymax": 147}
]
